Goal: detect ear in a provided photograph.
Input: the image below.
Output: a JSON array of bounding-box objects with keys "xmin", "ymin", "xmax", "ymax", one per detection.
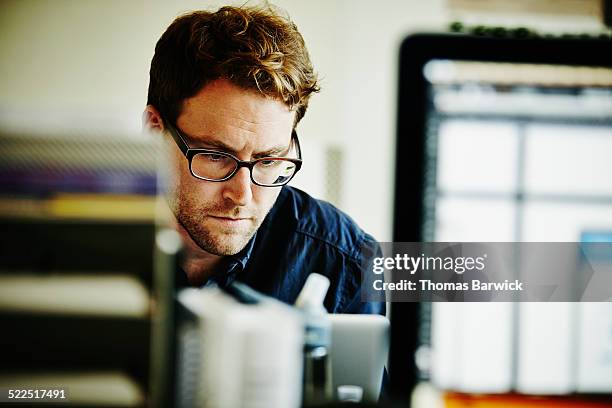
[{"xmin": 143, "ymin": 105, "xmax": 165, "ymax": 133}]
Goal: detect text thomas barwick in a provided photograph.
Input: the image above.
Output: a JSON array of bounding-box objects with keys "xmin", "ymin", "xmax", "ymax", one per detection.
[{"xmin": 373, "ymin": 279, "xmax": 524, "ymax": 291}]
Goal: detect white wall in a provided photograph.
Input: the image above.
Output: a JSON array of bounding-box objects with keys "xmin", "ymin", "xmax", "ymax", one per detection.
[
  {"xmin": 275, "ymin": 1, "xmax": 448, "ymax": 240},
  {"xmin": 0, "ymin": 0, "xmax": 449, "ymax": 240}
]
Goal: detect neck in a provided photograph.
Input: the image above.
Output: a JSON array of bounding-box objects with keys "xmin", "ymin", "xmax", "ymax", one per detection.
[{"xmin": 173, "ymin": 219, "xmax": 224, "ymax": 287}]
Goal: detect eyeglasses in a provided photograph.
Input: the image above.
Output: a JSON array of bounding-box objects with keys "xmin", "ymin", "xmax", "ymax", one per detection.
[{"xmin": 164, "ymin": 120, "xmax": 303, "ymax": 187}]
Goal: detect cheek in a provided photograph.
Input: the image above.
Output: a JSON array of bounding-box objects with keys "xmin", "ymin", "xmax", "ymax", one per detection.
[
  {"xmin": 175, "ymin": 172, "xmax": 219, "ymax": 206},
  {"xmin": 164, "ymin": 149, "xmax": 208, "ymax": 207}
]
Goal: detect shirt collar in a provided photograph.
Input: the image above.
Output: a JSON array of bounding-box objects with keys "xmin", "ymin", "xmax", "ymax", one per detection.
[
  {"xmin": 174, "ymin": 230, "xmax": 258, "ymax": 289},
  {"xmin": 208, "ymin": 230, "xmax": 258, "ymax": 287},
  {"xmin": 226, "ymin": 230, "xmax": 258, "ymax": 272}
]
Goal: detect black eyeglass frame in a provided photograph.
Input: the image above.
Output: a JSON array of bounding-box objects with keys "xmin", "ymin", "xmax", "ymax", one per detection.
[{"xmin": 164, "ymin": 120, "xmax": 303, "ymax": 187}]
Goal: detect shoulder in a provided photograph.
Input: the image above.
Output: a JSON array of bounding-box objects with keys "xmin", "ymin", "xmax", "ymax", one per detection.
[
  {"xmin": 274, "ymin": 186, "xmax": 376, "ymax": 261},
  {"xmin": 249, "ymin": 187, "xmax": 384, "ymax": 314}
]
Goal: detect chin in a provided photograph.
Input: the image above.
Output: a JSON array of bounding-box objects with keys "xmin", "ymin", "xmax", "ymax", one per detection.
[{"xmin": 196, "ymin": 233, "xmax": 252, "ymax": 256}]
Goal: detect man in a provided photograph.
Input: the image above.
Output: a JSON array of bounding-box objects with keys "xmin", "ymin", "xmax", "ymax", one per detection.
[{"xmin": 144, "ymin": 5, "xmax": 382, "ymax": 315}]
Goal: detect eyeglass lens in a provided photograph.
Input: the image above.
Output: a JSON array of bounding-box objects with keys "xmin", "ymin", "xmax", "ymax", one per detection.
[{"xmin": 191, "ymin": 153, "xmax": 298, "ymax": 186}]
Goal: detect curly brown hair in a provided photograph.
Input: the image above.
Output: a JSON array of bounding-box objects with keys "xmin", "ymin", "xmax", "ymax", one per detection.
[{"xmin": 147, "ymin": 5, "xmax": 320, "ymax": 127}]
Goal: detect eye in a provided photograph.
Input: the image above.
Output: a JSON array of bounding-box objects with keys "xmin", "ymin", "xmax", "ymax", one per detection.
[
  {"xmin": 258, "ymin": 159, "xmax": 283, "ymax": 168},
  {"xmin": 206, "ymin": 153, "xmax": 226, "ymax": 162}
]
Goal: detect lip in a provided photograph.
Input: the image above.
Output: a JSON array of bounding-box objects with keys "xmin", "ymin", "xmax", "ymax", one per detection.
[{"xmin": 208, "ymin": 215, "xmax": 251, "ymax": 224}]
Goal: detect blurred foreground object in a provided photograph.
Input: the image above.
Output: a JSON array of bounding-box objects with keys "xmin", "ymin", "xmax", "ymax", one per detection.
[
  {"xmin": 295, "ymin": 273, "xmax": 333, "ymax": 404},
  {"xmin": 0, "ymin": 129, "xmax": 177, "ymax": 407},
  {"xmin": 175, "ymin": 285, "xmax": 303, "ymax": 408}
]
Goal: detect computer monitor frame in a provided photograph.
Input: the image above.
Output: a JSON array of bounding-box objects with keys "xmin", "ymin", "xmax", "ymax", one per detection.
[{"xmin": 389, "ymin": 33, "xmax": 612, "ymax": 402}]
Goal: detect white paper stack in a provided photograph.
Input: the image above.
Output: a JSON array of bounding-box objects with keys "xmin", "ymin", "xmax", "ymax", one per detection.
[
  {"xmin": 176, "ymin": 287, "xmax": 303, "ymax": 408},
  {"xmin": 0, "ymin": 273, "xmax": 150, "ymax": 318}
]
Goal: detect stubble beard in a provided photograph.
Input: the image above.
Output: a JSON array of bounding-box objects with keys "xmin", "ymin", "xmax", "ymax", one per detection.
[{"xmin": 174, "ymin": 198, "xmax": 262, "ymax": 256}]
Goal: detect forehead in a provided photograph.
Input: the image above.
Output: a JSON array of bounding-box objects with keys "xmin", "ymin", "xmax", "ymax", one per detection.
[{"xmin": 176, "ymin": 79, "xmax": 295, "ymax": 149}]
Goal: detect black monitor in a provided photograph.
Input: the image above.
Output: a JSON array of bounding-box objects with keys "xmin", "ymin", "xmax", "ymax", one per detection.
[{"xmin": 390, "ymin": 33, "xmax": 612, "ymax": 402}]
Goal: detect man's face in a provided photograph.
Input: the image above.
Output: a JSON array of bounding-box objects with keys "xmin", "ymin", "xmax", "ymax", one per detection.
[{"xmin": 164, "ymin": 79, "xmax": 295, "ymax": 256}]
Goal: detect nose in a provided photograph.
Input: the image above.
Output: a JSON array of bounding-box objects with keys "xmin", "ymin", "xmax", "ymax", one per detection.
[{"xmin": 221, "ymin": 167, "xmax": 253, "ymax": 206}]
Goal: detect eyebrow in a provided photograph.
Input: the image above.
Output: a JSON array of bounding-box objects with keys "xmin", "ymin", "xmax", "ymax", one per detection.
[{"xmin": 188, "ymin": 135, "xmax": 291, "ymax": 158}]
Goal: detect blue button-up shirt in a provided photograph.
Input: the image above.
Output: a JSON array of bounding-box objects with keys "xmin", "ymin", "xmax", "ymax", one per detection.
[{"xmin": 176, "ymin": 186, "xmax": 384, "ymax": 316}]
